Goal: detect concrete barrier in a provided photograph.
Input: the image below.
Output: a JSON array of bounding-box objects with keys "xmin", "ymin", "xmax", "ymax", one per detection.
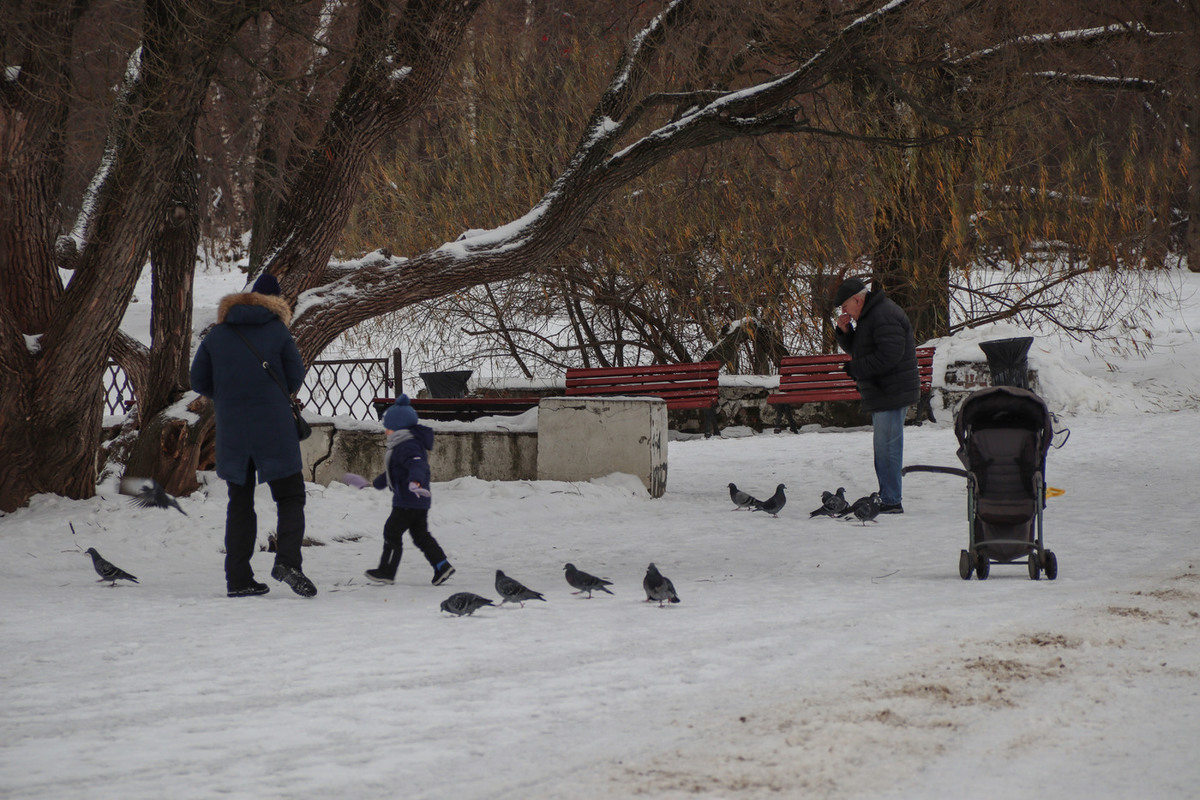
[
  {"xmin": 536, "ymin": 397, "xmax": 668, "ymax": 497},
  {"xmin": 302, "ymin": 421, "xmax": 537, "ymax": 486}
]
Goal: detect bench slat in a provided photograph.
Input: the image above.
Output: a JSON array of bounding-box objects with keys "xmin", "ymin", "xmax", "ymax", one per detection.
[
  {"xmin": 768, "ymin": 347, "xmax": 934, "ymax": 405},
  {"xmin": 371, "ymin": 396, "xmax": 539, "ymax": 422},
  {"xmin": 565, "ymin": 361, "xmax": 721, "ymax": 412}
]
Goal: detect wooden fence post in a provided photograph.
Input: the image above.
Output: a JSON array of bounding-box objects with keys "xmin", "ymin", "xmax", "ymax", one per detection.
[{"xmin": 392, "ymin": 348, "xmax": 403, "ymax": 395}]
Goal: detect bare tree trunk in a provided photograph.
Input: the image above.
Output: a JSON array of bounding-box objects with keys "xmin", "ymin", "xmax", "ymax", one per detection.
[
  {"xmin": 124, "ymin": 135, "xmax": 203, "ymax": 494},
  {"xmin": 0, "ymin": 1, "xmax": 252, "ymax": 511},
  {"xmin": 1188, "ymin": 98, "xmax": 1200, "ymax": 273}
]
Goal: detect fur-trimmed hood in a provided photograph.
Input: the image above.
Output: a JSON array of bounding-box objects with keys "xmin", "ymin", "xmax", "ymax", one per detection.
[{"xmin": 217, "ymin": 292, "xmax": 293, "ymax": 326}]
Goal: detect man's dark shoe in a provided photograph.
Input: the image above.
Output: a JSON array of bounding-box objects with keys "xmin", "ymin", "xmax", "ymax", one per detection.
[
  {"xmin": 431, "ymin": 561, "xmax": 455, "ymax": 586},
  {"xmin": 227, "ymin": 580, "xmax": 270, "ymax": 598},
  {"xmin": 879, "ymin": 503, "xmax": 904, "ymax": 514},
  {"xmin": 271, "ymin": 563, "xmax": 317, "ymax": 597},
  {"xmin": 364, "ymin": 568, "xmax": 395, "ymax": 584}
]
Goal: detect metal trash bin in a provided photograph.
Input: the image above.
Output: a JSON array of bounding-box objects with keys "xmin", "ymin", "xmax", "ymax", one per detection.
[
  {"xmin": 978, "ymin": 337, "xmax": 1033, "ymax": 389},
  {"xmin": 419, "ymin": 370, "xmax": 473, "ymax": 398}
]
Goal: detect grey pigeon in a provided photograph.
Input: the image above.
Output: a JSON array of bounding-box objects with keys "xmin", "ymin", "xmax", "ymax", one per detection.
[
  {"xmin": 844, "ymin": 492, "xmax": 881, "ymax": 525},
  {"xmin": 495, "ymin": 569, "xmax": 546, "ymax": 607},
  {"xmin": 752, "ymin": 483, "xmax": 787, "ymax": 516},
  {"xmin": 837, "ymin": 492, "xmax": 879, "ymax": 519},
  {"xmin": 809, "ymin": 487, "xmax": 849, "ymax": 518},
  {"xmin": 643, "ymin": 562, "xmax": 680, "ymax": 607},
  {"xmin": 728, "ymin": 482, "xmax": 759, "ymax": 511},
  {"xmin": 440, "ymin": 592, "xmax": 496, "ymax": 616},
  {"xmin": 563, "ymin": 563, "xmax": 614, "ymax": 598},
  {"xmin": 119, "ymin": 477, "xmax": 187, "ymax": 515},
  {"xmin": 85, "ymin": 547, "xmax": 139, "ymax": 585}
]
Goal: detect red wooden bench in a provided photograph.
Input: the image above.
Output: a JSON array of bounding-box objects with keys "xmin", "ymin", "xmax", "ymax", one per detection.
[
  {"xmin": 371, "ymin": 396, "xmax": 540, "ymax": 423},
  {"xmin": 768, "ymin": 347, "xmax": 936, "ymax": 431},
  {"xmin": 565, "ymin": 361, "xmax": 722, "ymax": 436}
]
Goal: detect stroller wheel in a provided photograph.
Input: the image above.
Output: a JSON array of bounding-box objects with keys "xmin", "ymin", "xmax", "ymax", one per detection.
[
  {"xmin": 1043, "ymin": 550, "xmax": 1059, "ymax": 580},
  {"xmin": 975, "ymin": 551, "xmax": 990, "ymax": 580},
  {"xmin": 959, "ymin": 550, "xmax": 973, "ymax": 580},
  {"xmin": 1028, "ymin": 551, "xmax": 1041, "ymax": 580}
]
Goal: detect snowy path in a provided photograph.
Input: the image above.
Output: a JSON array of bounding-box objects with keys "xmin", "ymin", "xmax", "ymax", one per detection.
[{"xmin": 2, "ymin": 412, "xmax": 1198, "ymax": 799}]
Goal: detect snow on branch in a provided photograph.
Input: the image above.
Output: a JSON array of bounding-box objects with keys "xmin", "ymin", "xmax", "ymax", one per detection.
[
  {"xmin": 953, "ymin": 22, "xmax": 1166, "ymax": 66},
  {"xmin": 68, "ymin": 45, "xmax": 144, "ymax": 252}
]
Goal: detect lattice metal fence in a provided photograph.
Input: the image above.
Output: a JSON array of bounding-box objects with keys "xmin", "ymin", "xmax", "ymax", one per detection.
[
  {"xmin": 104, "ymin": 362, "xmax": 135, "ymax": 416},
  {"xmin": 298, "ymin": 357, "xmax": 392, "ymax": 421},
  {"xmin": 103, "ymin": 352, "xmax": 397, "ymax": 422}
]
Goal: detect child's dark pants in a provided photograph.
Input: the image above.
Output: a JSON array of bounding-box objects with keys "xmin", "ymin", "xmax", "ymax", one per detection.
[{"xmin": 376, "ymin": 507, "xmax": 447, "ymax": 578}]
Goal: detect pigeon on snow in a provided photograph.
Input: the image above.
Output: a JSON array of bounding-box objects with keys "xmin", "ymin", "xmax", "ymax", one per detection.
[
  {"xmin": 728, "ymin": 483, "xmax": 759, "ymax": 511},
  {"xmin": 85, "ymin": 547, "xmax": 139, "ymax": 585},
  {"xmin": 563, "ymin": 563, "xmax": 614, "ymax": 598},
  {"xmin": 643, "ymin": 563, "xmax": 680, "ymax": 606},
  {"xmin": 440, "ymin": 592, "xmax": 496, "ymax": 616},
  {"xmin": 837, "ymin": 492, "xmax": 878, "ymax": 518},
  {"xmin": 843, "ymin": 493, "xmax": 881, "ymax": 525},
  {"xmin": 752, "ymin": 483, "xmax": 787, "ymax": 516},
  {"xmin": 809, "ymin": 487, "xmax": 849, "ymax": 518},
  {"xmin": 119, "ymin": 477, "xmax": 187, "ymax": 515},
  {"xmin": 495, "ymin": 569, "xmax": 546, "ymax": 607}
]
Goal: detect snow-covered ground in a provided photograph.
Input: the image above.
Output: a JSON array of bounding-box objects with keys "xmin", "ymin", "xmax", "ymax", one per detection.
[{"xmin": 2, "ymin": 267, "xmax": 1198, "ymax": 799}]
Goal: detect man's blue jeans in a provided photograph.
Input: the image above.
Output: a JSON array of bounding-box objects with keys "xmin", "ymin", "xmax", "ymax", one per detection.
[{"xmin": 872, "ymin": 407, "xmax": 908, "ymax": 506}]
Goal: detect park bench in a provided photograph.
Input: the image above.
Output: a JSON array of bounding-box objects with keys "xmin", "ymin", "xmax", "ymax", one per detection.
[
  {"xmin": 371, "ymin": 396, "xmax": 540, "ymax": 423},
  {"xmin": 564, "ymin": 361, "xmax": 722, "ymax": 436},
  {"xmin": 768, "ymin": 346, "xmax": 936, "ymax": 432}
]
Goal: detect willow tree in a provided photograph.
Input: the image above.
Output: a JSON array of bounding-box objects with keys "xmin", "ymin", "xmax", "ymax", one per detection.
[{"xmin": 3, "ymin": 0, "xmax": 1190, "ymax": 511}]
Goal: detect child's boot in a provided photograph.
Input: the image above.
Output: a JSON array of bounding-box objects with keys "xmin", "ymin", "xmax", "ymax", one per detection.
[{"xmin": 365, "ymin": 543, "xmax": 400, "ymax": 584}]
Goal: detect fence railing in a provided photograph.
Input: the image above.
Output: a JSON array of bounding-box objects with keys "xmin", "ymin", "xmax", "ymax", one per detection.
[{"xmin": 104, "ymin": 350, "xmax": 402, "ymax": 422}]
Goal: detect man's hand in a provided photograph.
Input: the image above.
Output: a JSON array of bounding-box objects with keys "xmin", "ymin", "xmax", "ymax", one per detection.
[{"xmin": 836, "ymin": 313, "xmax": 853, "ymax": 332}]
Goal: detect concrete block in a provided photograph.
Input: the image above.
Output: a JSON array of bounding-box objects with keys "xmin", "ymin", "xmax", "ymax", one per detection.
[
  {"xmin": 308, "ymin": 424, "xmax": 383, "ymax": 486},
  {"xmin": 304, "ymin": 424, "xmax": 537, "ymax": 486},
  {"xmin": 431, "ymin": 430, "xmax": 537, "ymax": 481},
  {"xmin": 537, "ymin": 397, "xmax": 667, "ymax": 497}
]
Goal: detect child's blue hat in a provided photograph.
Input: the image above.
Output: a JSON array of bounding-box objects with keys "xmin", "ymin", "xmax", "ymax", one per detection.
[{"xmin": 383, "ymin": 395, "xmax": 418, "ymax": 430}]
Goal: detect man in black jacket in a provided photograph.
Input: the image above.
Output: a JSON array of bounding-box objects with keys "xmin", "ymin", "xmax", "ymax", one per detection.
[{"xmin": 833, "ymin": 278, "xmax": 920, "ymax": 514}]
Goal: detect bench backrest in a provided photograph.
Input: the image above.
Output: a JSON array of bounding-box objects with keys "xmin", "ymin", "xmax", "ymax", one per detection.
[
  {"xmin": 772, "ymin": 347, "xmax": 935, "ymax": 403},
  {"xmin": 565, "ymin": 362, "xmax": 721, "ymax": 410}
]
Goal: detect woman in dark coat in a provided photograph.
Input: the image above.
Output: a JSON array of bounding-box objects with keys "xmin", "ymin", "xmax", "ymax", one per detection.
[
  {"xmin": 833, "ymin": 277, "xmax": 920, "ymax": 513},
  {"xmin": 190, "ymin": 274, "xmax": 316, "ymax": 598}
]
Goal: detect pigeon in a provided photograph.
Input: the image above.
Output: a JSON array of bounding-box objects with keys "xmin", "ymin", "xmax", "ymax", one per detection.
[
  {"xmin": 837, "ymin": 492, "xmax": 879, "ymax": 518},
  {"xmin": 728, "ymin": 482, "xmax": 759, "ymax": 511},
  {"xmin": 563, "ymin": 563, "xmax": 614, "ymax": 598},
  {"xmin": 752, "ymin": 483, "xmax": 787, "ymax": 516},
  {"xmin": 440, "ymin": 592, "xmax": 496, "ymax": 616},
  {"xmin": 119, "ymin": 477, "xmax": 187, "ymax": 515},
  {"xmin": 643, "ymin": 562, "xmax": 680, "ymax": 606},
  {"xmin": 843, "ymin": 493, "xmax": 881, "ymax": 525},
  {"xmin": 85, "ymin": 547, "xmax": 139, "ymax": 585},
  {"xmin": 809, "ymin": 487, "xmax": 849, "ymax": 518},
  {"xmin": 495, "ymin": 569, "xmax": 546, "ymax": 607}
]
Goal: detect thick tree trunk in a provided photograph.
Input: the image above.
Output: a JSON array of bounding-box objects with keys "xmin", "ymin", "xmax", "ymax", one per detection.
[
  {"xmin": 0, "ymin": 2, "xmax": 252, "ymax": 511},
  {"xmin": 1188, "ymin": 98, "xmax": 1200, "ymax": 273},
  {"xmin": 872, "ymin": 197, "xmax": 953, "ymax": 346},
  {"xmin": 123, "ymin": 136, "xmax": 203, "ymax": 495}
]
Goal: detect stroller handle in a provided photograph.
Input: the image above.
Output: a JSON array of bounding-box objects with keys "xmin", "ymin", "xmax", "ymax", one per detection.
[{"xmin": 902, "ymin": 465, "xmax": 969, "ymax": 478}]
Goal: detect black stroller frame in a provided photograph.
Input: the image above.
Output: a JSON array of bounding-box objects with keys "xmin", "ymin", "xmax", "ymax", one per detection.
[{"xmin": 905, "ymin": 385, "xmax": 1059, "ymax": 581}]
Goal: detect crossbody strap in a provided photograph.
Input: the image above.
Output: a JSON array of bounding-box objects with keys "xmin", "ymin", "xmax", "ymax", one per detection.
[{"xmin": 229, "ymin": 326, "xmax": 292, "ymax": 401}]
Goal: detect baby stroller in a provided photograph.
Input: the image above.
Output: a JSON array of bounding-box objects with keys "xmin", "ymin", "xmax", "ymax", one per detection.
[{"xmin": 904, "ymin": 384, "xmax": 1059, "ymax": 580}]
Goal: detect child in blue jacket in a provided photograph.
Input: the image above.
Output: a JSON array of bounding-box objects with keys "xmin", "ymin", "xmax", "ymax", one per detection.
[{"xmin": 363, "ymin": 396, "xmax": 454, "ymax": 585}]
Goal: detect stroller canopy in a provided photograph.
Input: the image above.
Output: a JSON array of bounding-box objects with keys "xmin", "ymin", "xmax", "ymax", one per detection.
[{"xmin": 954, "ymin": 385, "xmax": 1053, "ymax": 473}]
